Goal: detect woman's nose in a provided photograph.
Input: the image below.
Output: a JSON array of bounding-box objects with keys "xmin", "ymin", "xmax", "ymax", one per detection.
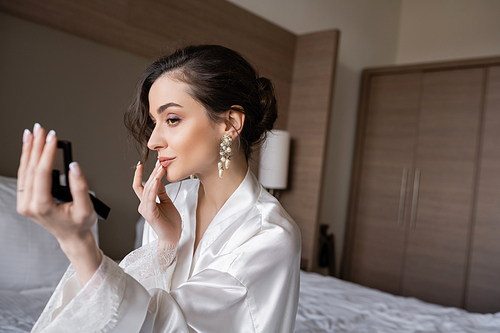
[{"xmin": 147, "ymin": 125, "xmax": 166, "ymax": 151}]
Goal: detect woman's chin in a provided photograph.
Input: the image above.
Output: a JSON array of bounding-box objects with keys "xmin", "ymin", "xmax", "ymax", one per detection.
[
  {"xmin": 165, "ymin": 169, "xmax": 188, "ymax": 183},
  {"xmin": 165, "ymin": 174, "xmax": 179, "ymax": 183}
]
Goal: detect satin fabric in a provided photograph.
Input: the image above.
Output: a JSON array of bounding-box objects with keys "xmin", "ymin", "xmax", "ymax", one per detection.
[{"xmin": 32, "ymin": 169, "xmax": 301, "ymax": 333}]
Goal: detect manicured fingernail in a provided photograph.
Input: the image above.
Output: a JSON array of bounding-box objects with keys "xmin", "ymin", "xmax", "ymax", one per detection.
[
  {"xmin": 137, "ymin": 161, "xmax": 141, "ymax": 166},
  {"xmin": 69, "ymin": 162, "xmax": 82, "ymax": 177},
  {"xmin": 155, "ymin": 167, "xmax": 164, "ymax": 180},
  {"xmin": 46, "ymin": 130, "xmax": 56, "ymax": 143},
  {"xmin": 33, "ymin": 123, "xmax": 41, "ymax": 135},
  {"xmin": 155, "ymin": 160, "xmax": 159, "ymax": 167},
  {"xmin": 23, "ymin": 129, "xmax": 31, "ymax": 143}
]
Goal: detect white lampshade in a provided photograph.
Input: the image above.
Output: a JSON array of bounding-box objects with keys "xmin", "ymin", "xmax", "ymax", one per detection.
[{"xmin": 259, "ymin": 130, "xmax": 290, "ymax": 190}]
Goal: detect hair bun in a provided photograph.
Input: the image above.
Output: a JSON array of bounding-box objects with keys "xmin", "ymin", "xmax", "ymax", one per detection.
[
  {"xmin": 257, "ymin": 77, "xmax": 278, "ymax": 132},
  {"xmin": 126, "ymin": 44, "xmax": 281, "ymax": 161}
]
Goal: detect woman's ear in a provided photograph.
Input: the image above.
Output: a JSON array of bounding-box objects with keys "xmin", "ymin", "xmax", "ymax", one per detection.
[{"xmin": 224, "ymin": 105, "xmax": 245, "ymax": 138}]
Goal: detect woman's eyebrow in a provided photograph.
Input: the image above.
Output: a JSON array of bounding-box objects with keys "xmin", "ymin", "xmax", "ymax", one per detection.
[{"xmin": 157, "ymin": 102, "xmax": 182, "ymax": 114}]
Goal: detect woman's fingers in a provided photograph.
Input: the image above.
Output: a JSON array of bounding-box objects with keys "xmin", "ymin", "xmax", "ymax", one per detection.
[
  {"xmin": 132, "ymin": 161, "xmax": 144, "ymax": 199},
  {"xmin": 17, "ymin": 129, "xmax": 33, "ymax": 209},
  {"xmin": 143, "ymin": 168, "xmax": 160, "ymax": 204},
  {"xmin": 68, "ymin": 162, "xmax": 95, "ymax": 222},
  {"xmin": 143, "ymin": 161, "xmax": 161, "ymax": 189},
  {"xmin": 156, "ymin": 167, "xmax": 171, "ymax": 204},
  {"xmin": 15, "ymin": 126, "xmax": 101, "ymax": 241},
  {"xmin": 134, "ymin": 160, "xmax": 162, "ymax": 201},
  {"xmin": 31, "ymin": 130, "xmax": 58, "ymax": 210},
  {"xmin": 21, "ymin": 124, "xmax": 46, "ymax": 208},
  {"xmin": 17, "ymin": 129, "xmax": 33, "ymax": 182},
  {"xmin": 138, "ymin": 166, "xmax": 163, "ymax": 217}
]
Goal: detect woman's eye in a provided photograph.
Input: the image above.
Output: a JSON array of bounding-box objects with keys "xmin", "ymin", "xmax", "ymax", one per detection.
[{"xmin": 166, "ymin": 118, "xmax": 180, "ymax": 125}]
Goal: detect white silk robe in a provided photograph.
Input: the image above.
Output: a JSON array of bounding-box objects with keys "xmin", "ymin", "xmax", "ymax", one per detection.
[{"xmin": 31, "ymin": 169, "xmax": 301, "ymax": 333}]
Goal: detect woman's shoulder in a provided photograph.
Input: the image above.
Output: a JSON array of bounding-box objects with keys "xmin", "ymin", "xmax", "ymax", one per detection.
[
  {"xmin": 255, "ymin": 189, "xmax": 300, "ymax": 235},
  {"xmin": 228, "ymin": 188, "xmax": 301, "ymax": 260},
  {"xmin": 225, "ymin": 192, "xmax": 301, "ymax": 287}
]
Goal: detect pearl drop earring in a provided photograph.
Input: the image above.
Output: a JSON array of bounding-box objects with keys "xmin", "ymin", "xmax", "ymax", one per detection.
[{"xmin": 218, "ymin": 134, "xmax": 232, "ymax": 178}]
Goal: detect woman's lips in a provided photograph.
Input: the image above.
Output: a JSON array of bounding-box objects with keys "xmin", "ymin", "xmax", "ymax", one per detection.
[{"xmin": 158, "ymin": 157, "xmax": 175, "ymax": 167}]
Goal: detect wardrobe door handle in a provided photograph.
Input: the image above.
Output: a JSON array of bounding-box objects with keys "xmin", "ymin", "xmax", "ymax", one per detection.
[
  {"xmin": 410, "ymin": 168, "xmax": 421, "ymax": 229},
  {"xmin": 397, "ymin": 168, "xmax": 409, "ymax": 226}
]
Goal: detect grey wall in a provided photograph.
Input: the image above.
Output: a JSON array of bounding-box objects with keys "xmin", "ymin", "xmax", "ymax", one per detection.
[
  {"xmin": 397, "ymin": 0, "xmax": 500, "ymax": 63},
  {"xmin": 0, "ymin": 12, "xmax": 151, "ymax": 259}
]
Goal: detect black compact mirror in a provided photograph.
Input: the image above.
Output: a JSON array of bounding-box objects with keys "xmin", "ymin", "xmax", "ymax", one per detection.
[{"xmin": 51, "ymin": 140, "xmax": 110, "ymax": 220}]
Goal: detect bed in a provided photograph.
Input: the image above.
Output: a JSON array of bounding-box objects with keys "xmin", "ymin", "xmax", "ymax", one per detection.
[
  {"xmin": 1, "ymin": 175, "xmax": 500, "ymax": 333},
  {"xmin": 295, "ymin": 271, "xmax": 500, "ymax": 332}
]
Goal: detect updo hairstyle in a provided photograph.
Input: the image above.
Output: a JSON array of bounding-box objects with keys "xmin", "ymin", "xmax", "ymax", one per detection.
[{"xmin": 124, "ymin": 44, "xmax": 278, "ymax": 161}]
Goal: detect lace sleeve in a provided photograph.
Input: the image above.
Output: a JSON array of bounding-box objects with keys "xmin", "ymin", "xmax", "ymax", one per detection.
[
  {"xmin": 119, "ymin": 239, "xmax": 177, "ymax": 291},
  {"xmin": 31, "ymin": 255, "xmax": 126, "ymax": 333},
  {"xmin": 30, "ymin": 241, "xmax": 177, "ymax": 332}
]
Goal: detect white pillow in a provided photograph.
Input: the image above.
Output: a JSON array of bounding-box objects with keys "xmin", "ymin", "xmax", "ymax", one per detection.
[{"xmin": 0, "ymin": 175, "xmax": 69, "ymax": 291}]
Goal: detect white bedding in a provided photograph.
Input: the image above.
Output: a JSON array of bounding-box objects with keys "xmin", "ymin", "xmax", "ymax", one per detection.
[
  {"xmin": 295, "ymin": 270, "xmax": 500, "ymax": 333},
  {"xmin": 0, "ymin": 288, "xmax": 53, "ymax": 333},
  {"xmin": 3, "ymin": 271, "xmax": 499, "ymax": 333}
]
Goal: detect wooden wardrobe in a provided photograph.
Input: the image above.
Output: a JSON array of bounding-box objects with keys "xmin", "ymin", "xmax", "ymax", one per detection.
[{"xmin": 343, "ymin": 56, "xmax": 500, "ymax": 313}]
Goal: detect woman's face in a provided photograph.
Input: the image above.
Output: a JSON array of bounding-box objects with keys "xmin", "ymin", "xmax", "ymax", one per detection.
[{"xmin": 147, "ymin": 75, "xmax": 223, "ymax": 182}]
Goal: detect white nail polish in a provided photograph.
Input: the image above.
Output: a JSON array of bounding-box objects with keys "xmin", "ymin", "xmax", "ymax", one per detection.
[
  {"xmin": 155, "ymin": 160, "xmax": 159, "ymax": 167},
  {"xmin": 22, "ymin": 129, "xmax": 31, "ymax": 143},
  {"xmin": 69, "ymin": 162, "xmax": 82, "ymax": 177},
  {"xmin": 46, "ymin": 130, "xmax": 56, "ymax": 143},
  {"xmin": 33, "ymin": 123, "xmax": 41, "ymax": 135}
]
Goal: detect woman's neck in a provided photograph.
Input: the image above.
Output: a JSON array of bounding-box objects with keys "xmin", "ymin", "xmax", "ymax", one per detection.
[
  {"xmin": 194, "ymin": 152, "xmax": 247, "ymax": 252},
  {"xmin": 197, "ymin": 151, "xmax": 248, "ymax": 214}
]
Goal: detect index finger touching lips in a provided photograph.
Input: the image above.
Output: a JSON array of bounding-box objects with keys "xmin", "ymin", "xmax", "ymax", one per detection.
[{"xmin": 133, "ymin": 161, "xmax": 144, "ymax": 199}]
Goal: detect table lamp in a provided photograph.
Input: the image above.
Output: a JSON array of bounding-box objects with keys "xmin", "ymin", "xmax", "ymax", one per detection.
[{"xmin": 258, "ymin": 129, "xmax": 291, "ymax": 197}]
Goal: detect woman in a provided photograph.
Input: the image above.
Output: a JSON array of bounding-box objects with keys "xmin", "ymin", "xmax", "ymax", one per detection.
[{"xmin": 17, "ymin": 45, "xmax": 301, "ymax": 332}]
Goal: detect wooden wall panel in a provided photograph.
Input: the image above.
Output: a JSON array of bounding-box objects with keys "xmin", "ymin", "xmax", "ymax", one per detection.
[{"xmin": 279, "ymin": 30, "xmax": 339, "ymax": 272}]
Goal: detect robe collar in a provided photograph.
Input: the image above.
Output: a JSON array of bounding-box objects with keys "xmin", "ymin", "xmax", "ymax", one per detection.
[
  {"xmin": 205, "ymin": 168, "xmax": 261, "ymax": 230},
  {"xmin": 173, "ymin": 168, "xmax": 262, "ymax": 286},
  {"xmin": 193, "ymin": 168, "xmax": 261, "ymax": 256}
]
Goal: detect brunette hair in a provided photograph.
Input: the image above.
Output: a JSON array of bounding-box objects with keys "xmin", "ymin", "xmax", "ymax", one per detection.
[{"xmin": 124, "ymin": 44, "xmax": 278, "ymax": 161}]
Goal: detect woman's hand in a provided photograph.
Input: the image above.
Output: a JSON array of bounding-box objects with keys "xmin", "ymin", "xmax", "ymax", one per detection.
[
  {"xmin": 17, "ymin": 124, "xmax": 101, "ymax": 284},
  {"xmin": 133, "ymin": 161, "xmax": 182, "ymax": 248}
]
